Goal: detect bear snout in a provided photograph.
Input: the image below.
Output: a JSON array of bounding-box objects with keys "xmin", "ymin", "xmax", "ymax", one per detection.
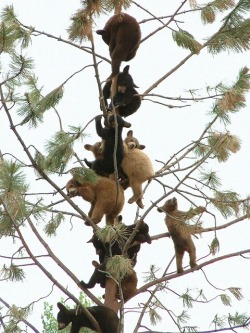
[{"xmin": 67, "ymin": 187, "xmax": 77, "ymax": 197}]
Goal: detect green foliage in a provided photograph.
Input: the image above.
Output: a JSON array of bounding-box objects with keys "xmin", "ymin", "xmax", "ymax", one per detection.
[
  {"xmin": 211, "ymin": 67, "xmax": 250, "ymax": 123},
  {"xmin": 38, "ymin": 85, "xmax": 64, "ymax": 113},
  {"xmin": 180, "ymin": 289, "xmax": 194, "ymax": 308},
  {"xmin": 211, "ymin": 190, "xmax": 240, "ymax": 218},
  {"xmin": 43, "ymin": 127, "xmax": 85, "ymax": 174},
  {"xmin": 0, "ymin": 5, "xmax": 32, "ymax": 52},
  {"xmin": 210, "ymin": 314, "xmax": 227, "ymax": 328},
  {"xmin": 228, "ymin": 311, "xmax": 248, "ymax": 326},
  {"xmin": 95, "ymin": 223, "xmax": 129, "ymax": 246},
  {"xmin": 208, "ymin": 0, "xmax": 250, "ymax": 53},
  {"xmin": 172, "ymin": 29, "xmax": 201, "ymax": 53},
  {"xmin": 228, "ymin": 287, "xmax": 243, "ymax": 301},
  {"xmin": 44, "ymin": 212, "xmax": 65, "ymax": 237},
  {"xmin": 0, "ymin": 264, "xmax": 25, "ymax": 281},
  {"xmin": 220, "ymin": 293, "xmax": 231, "ymax": 306},
  {"xmin": 176, "ymin": 310, "xmax": 190, "ymax": 325},
  {"xmin": 210, "ymin": 236, "xmax": 220, "ymax": 255},
  {"xmin": 201, "ymin": 0, "xmax": 235, "ymax": 24},
  {"xmin": 149, "ymin": 307, "xmax": 162, "ymax": 326},
  {"xmin": 70, "ymin": 166, "xmax": 98, "ymax": 184},
  {"xmin": 199, "ymin": 169, "xmax": 222, "ymax": 188},
  {"xmin": 68, "ymin": 9, "xmax": 93, "ymax": 43},
  {"xmin": 106, "ymin": 255, "xmax": 133, "ymax": 281}
]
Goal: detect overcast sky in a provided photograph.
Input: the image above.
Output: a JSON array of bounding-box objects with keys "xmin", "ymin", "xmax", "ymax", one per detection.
[{"xmin": 0, "ymin": 1, "xmax": 250, "ymax": 332}]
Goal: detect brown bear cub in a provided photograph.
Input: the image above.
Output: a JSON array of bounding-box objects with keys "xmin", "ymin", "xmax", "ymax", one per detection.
[
  {"xmin": 57, "ymin": 302, "xmax": 119, "ymax": 333},
  {"xmin": 66, "ymin": 177, "xmax": 124, "ymax": 225},
  {"xmin": 96, "ymin": 13, "xmax": 141, "ymax": 77},
  {"xmin": 157, "ymin": 197, "xmax": 205, "ymax": 273}
]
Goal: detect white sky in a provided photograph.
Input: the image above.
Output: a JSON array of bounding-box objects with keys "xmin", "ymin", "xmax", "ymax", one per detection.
[{"xmin": 0, "ymin": 1, "xmax": 250, "ymax": 332}]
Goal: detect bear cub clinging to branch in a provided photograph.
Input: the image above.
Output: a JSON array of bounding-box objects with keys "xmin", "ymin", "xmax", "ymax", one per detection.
[
  {"xmin": 84, "ymin": 114, "xmax": 131, "ymax": 176},
  {"xmin": 66, "ymin": 177, "xmax": 124, "ymax": 225},
  {"xmin": 102, "ymin": 65, "xmax": 141, "ymax": 118},
  {"xmin": 157, "ymin": 197, "xmax": 205, "ymax": 273},
  {"xmin": 121, "ymin": 130, "xmax": 154, "ymax": 208},
  {"xmin": 57, "ymin": 302, "xmax": 119, "ymax": 333},
  {"xmin": 96, "ymin": 13, "xmax": 141, "ymax": 77}
]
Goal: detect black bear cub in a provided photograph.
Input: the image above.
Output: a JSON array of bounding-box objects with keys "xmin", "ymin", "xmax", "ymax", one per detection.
[
  {"xmin": 84, "ymin": 114, "xmax": 131, "ymax": 176},
  {"xmin": 57, "ymin": 302, "xmax": 119, "ymax": 333},
  {"xmin": 102, "ymin": 65, "xmax": 141, "ymax": 118}
]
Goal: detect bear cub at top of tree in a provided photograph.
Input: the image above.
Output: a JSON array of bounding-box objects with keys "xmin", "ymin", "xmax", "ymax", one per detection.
[
  {"xmin": 57, "ymin": 302, "xmax": 119, "ymax": 333},
  {"xmin": 102, "ymin": 65, "xmax": 141, "ymax": 118},
  {"xmin": 84, "ymin": 114, "xmax": 131, "ymax": 176},
  {"xmin": 157, "ymin": 197, "xmax": 206, "ymax": 273},
  {"xmin": 96, "ymin": 13, "xmax": 141, "ymax": 77}
]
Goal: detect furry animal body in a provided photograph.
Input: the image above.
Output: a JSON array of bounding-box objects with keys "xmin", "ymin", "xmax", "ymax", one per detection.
[
  {"xmin": 96, "ymin": 13, "xmax": 141, "ymax": 77},
  {"xmin": 66, "ymin": 177, "xmax": 124, "ymax": 225},
  {"xmin": 102, "ymin": 65, "xmax": 141, "ymax": 117},
  {"xmin": 80, "ymin": 259, "xmax": 138, "ymax": 302},
  {"xmin": 57, "ymin": 302, "xmax": 119, "ymax": 333},
  {"xmin": 84, "ymin": 114, "xmax": 131, "ymax": 176},
  {"xmin": 121, "ymin": 130, "xmax": 154, "ymax": 208},
  {"xmin": 158, "ymin": 197, "xmax": 205, "ymax": 273},
  {"xmin": 87, "ymin": 221, "xmax": 151, "ymax": 264}
]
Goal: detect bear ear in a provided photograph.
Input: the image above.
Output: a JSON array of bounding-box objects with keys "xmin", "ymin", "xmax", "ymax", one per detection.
[
  {"xmin": 157, "ymin": 206, "xmax": 164, "ymax": 213},
  {"xmin": 123, "ymin": 65, "xmax": 130, "ymax": 74},
  {"xmin": 96, "ymin": 29, "xmax": 105, "ymax": 35},
  {"xmin": 123, "ymin": 120, "xmax": 132, "ymax": 128},
  {"xmin": 57, "ymin": 302, "xmax": 65, "ymax": 310},
  {"xmin": 84, "ymin": 144, "xmax": 93, "ymax": 151},
  {"xmin": 127, "ymin": 130, "xmax": 133, "ymax": 137},
  {"xmin": 139, "ymin": 144, "xmax": 146, "ymax": 150}
]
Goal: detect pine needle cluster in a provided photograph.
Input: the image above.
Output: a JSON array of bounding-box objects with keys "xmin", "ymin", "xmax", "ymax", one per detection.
[
  {"xmin": 172, "ymin": 29, "xmax": 201, "ymax": 54},
  {"xmin": 106, "ymin": 255, "xmax": 133, "ymax": 281},
  {"xmin": 200, "ymin": 0, "xmax": 235, "ymax": 24},
  {"xmin": 70, "ymin": 166, "xmax": 99, "ymax": 184}
]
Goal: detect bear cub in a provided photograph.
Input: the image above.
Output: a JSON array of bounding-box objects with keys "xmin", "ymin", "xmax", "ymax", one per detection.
[
  {"xmin": 96, "ymin": 13, "xmax": 141, "ymax": 77},
  {"xmin": 157, "ymin": 197, "xmax": 205, "ymax": 273},
  {"xmin": 84, "ymin": 114, "xmax": 131, "ymax": 176},
  {"xmin": 57, "ymin": 302, "xmax": 119, "ymax": 333},
  {"xmin": 102, "ymin": 65, "xmax": 141, "ymax": 118}
]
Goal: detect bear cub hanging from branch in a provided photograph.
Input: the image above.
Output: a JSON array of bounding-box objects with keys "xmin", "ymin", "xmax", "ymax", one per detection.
[
  {"xmin": 157, "ymin": 197, "xmax": 205, "ymax": 273},
  {"xmin": 102, "ymin": 65, "xmax": 141, "ymax": 118},
  {"xmin": 96, "ymin": 13, "xmax": 141, "ymax": 77}
]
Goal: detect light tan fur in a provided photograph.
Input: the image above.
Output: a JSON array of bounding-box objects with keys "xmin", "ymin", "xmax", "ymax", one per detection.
[
  {"xmin": 66, "ymin": 178, "xmax": 124, "ymax": 225},
  {"xmin": 121, "ymin": 130, "xmax": 154, "ymax": 208},
  {"xmin": 158, "ymin": 197, "xmax": 206, "ymax": 273}
]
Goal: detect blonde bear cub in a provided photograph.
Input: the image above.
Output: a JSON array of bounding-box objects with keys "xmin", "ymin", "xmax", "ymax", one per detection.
[{"xmin": 121, "ymin": 130, "xmax": 154, "ymax": 209}]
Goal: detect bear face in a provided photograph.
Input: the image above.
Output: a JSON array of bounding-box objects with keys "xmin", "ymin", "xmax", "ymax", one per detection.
[
  {"xmin": 84, "ymin": 114, "xmax": 131, "ymax": 176},
  {"xmin": 102, "ymin": 65, "xmax": 141, "ymax": 118},
  {"xmin": 158, "ymin": 197, "xmax": 206, "ymax": 273},
  {"xmin": 66, "ymin": 177, "xmax": 124, "ymax": 225},
  {"xmin": 57, "ymin": 302, "xmax": 119, "ymax": 333},
  {"xmin": 121, "ymin": 130, "xmax": 154, "ymax": 208},
  {"xmin": 96, "ymin": 13, "xmax": 141, "ymax": 77},
  {"xmin": 80, "ymin": 259, "xmax": 138, "ymax": 302}
]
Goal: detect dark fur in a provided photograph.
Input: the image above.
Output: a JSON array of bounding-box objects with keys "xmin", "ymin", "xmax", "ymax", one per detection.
[
  {"xmin": 87, "ymin": 221, "xmax": 151, "ymax": 264},
  {"xmin": 96, "ymin": 13, "xmax": 141, "ymax": 77},
  {"xmin": 84, "ymin": 114, "xmax": 131, "ymax": 176},
  {"xmin": 102, "ymin": 65, "xmax": 141, "ymax": 117},
  {"xmin": 57, "ymin": 302, "xmax": 119, "ymax": 333},
  {"xmin": 80, "ymin": 260, "xmax": 138, "ymax": 302},
  {"xmin": 158, "ymin": 197, "xmax": 205, "ymax": 273}
]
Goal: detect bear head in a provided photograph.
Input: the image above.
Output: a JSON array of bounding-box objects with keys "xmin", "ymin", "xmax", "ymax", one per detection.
[
  {"xmin": 66, "ymin": 179, "xmax": 81, "ymax": 198},
  {"xmin": 157, "ymin": 197, "xmax": 178, "ymax": 213},
  {"xmin": 84, "ymin": 141, "xmax": 104, "ymax": 159},
  {"xmin": 124, "ymin": 130, "xmax": 145, "ymax": 150},
  {"xmin": 117, "ymin": 65, "xmax": 138, "ymax": 93}
]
